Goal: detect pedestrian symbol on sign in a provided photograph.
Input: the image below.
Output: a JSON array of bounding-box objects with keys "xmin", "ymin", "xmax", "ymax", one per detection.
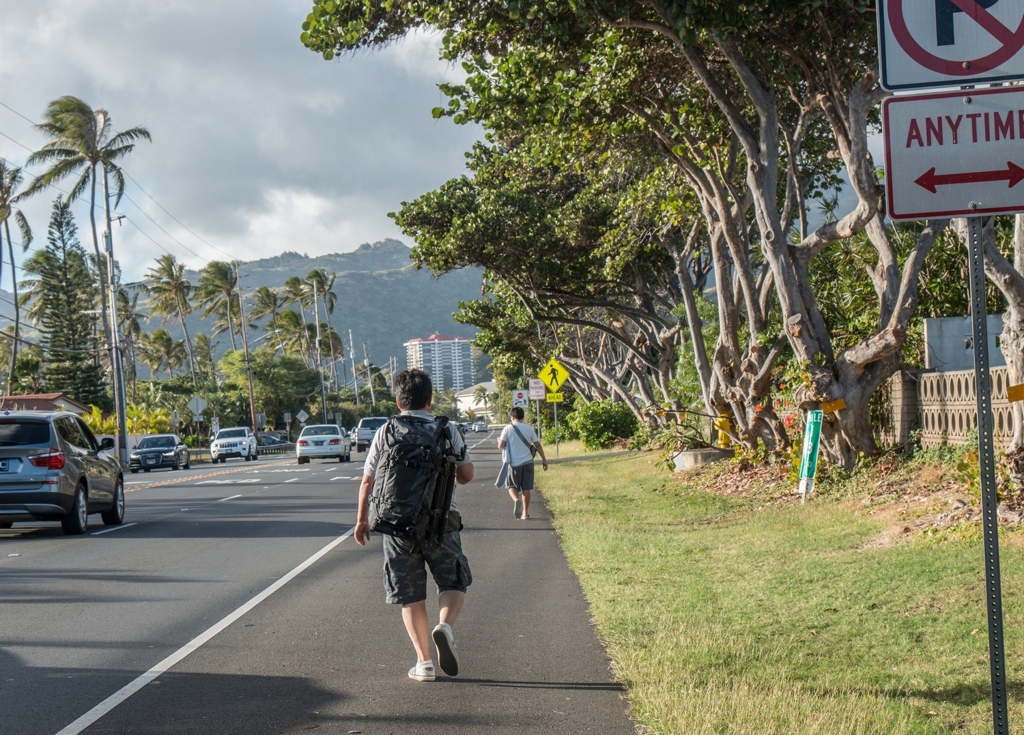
[{"xmin": 538, "ymin": 359, "xmax": 569, "ymax": 392}]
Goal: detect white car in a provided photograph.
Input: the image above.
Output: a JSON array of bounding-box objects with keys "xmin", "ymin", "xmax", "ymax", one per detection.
[
  {"xmin": 473, "ymin": 422, "xmax": 487, "ymax": 432},
  {"xmin": 210, "ymin": 427, "xmax": 258, "ymax": 463},
  {"xmin": 297, "ymin": 425, "xmax": 351, "ymax": 464}
]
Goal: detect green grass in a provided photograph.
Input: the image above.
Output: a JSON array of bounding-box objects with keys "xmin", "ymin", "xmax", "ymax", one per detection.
[{"xmin": 539, "ymin": 453, "xmax": 1024, "ymax": 734}]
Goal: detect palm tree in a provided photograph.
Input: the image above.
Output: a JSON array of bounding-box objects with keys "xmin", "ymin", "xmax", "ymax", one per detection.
[
  {"xmin": 139, "ymin": 329, "xmax": 184, "ymax": 379},
  {"xmin": 282, "ymin": 275, "xmax": 313, "ymax": 364},
  {"xmin": 305, "ymin": 268, "xmax": 340, "ymax": 388},
  {"xmin": 118, "ymin": 286, "xmax": 145, "ymax": 401},
  {"xmin": 192, "ymin": 332, "xmax": 217, "ymax": 377},
  {"xmin": 276, "ymin": 309, "xmax": 310, "ymax": 362},
  {"xmin": 26, "ymin": 96, "xmax": 151, "ymax": 377},
  {"xmin": 145, "ymin": 254, "xmax": 197, "ymax": 386},
  {"xmin": 194, "ymin": 261, "xmax": 239, "ymax": 350},
  {"xmin": 0, "ymin": 161, "xmax": 34, "ymax": 394},
  {"xmin": 248, "ymin": 285, "xmax": 286, "ymax": 353}
]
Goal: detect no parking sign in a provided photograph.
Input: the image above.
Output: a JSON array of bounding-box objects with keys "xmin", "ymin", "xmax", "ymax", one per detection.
[{"xmin": 879, "ymin": 0, "xmax": 1024, "ymax": 90}]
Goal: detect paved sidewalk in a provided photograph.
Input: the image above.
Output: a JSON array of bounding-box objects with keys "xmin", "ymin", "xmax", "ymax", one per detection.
[{"xmin": 88, "ymin": 442, "xmax": 635, "ymax": 734}]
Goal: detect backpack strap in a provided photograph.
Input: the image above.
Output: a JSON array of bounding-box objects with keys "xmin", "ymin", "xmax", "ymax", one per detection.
[{"xmin": 510, "ymin": 422, "xmax": 537, "ymax": 457}]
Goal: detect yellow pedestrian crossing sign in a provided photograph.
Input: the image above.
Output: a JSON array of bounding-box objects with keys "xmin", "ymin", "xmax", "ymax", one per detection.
[{"xmin": 539, "ymin": 359, "xmax": 569, "ymax": 392}]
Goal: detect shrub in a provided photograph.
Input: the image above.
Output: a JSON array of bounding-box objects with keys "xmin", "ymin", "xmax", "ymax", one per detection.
[{"xmin": 567, "ymin": 398, "xmax": 639, "ymax": 450}]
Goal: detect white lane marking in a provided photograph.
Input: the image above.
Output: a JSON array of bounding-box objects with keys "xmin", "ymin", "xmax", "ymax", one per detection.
[
  {"xmin": 330, "ymin": 476, "xmax": 360, "ymax": 481},
  {"xmin": 54, "ymin": 526, "xmax": 355, "ymax": 735},
  {"xmin": 91, "ymin": 523, "xmax": 138, "ymax": 536},
  {"xmin": 284, "ymin": 478, "xmax": 299, "ymax": 483},
  {"xmin": 124, "ymin": 482, "xmax": 148, "ymax": 486},
  {"xmin": 218, "ymin": 495, "xmax": 242, "ymax": 502}
]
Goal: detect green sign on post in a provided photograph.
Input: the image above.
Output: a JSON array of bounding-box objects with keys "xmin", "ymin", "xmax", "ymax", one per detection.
[{"xmin": 798, "ymin": 410, "xmax": 823, "ymax": 502}]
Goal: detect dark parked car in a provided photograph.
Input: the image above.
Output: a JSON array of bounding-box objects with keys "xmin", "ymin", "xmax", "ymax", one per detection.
[
  {"xmin": 0, "ymin": 410, "xmax": 124, "ymax": 535},
  {"xmin": 129, "ymin": 434, "xmax": 190, "ymax": 473},
  {"xmin": 257, "ymin": 434, "xmax": 288, "ymax": 447}
]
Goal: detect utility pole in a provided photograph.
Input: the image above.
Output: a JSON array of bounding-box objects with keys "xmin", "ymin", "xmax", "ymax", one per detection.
[
  {"xmin": 313, "ymin": 281, "xmax": 328, "ymax": 423},
  {"xmin": 234, "ymin": 261, "xmax": 259, "ymax": 444},
  {"xmin": 101, "ymin": 167, "xmax": 128, "ymax": 467},
  {"xmin": 349, "ymin": 329, "xmax": 360, "ymax": 406},
  {"xmin": 362, "ymin": 342, "xmax": 376, "ymax": 405}
]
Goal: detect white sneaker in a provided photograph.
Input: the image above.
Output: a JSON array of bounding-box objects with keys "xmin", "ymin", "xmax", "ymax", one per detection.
[
  {"xmin": 432, "ymin": 623, "xmax": 459, "ymax": 676},
  {"xmin": 408, "ymin": 660, "xmax": 435, "ymax": 682}
]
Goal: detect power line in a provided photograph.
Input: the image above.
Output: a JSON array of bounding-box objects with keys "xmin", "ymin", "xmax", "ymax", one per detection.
[
  {"xmin": 0, "ymin": 100, "xmax": 38, "ymax": 127},
  {"xmin": 118, "ymin": 169, "xmax": 239, "ymax": 262},
  {"xmin": 0, "ymin": 96, "xmax": 235, "ymax": 266}
]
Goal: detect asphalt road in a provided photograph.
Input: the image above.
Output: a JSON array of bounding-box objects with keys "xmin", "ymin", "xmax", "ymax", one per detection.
[{"xmin": 0, "ymin": 430, "xmax": 634, "ymax": 734}]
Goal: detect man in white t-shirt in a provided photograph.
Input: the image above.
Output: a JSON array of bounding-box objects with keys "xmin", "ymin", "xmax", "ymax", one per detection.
[{"xmin": 497, "ymin": 407, "xmax": 547, "ymax": 519}]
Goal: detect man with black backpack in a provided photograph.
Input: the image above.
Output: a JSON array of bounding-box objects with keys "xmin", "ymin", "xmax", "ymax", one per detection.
[
  {"xmin": 355, "ymin": 368, "xmax": 475, "ymax": 682},
  {"xmin": 498, "ymin": 407, "xmax": 548, "ymax": 519}
]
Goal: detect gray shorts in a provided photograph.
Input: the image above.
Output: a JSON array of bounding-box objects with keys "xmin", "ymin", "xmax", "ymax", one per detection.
[
  {"xmin": 382, "ymin": 529, "xmax": 472, "ymax": 605},
  {"xmin": 507, "ymin": 462, "xmax": 535, "ymax": 492}
]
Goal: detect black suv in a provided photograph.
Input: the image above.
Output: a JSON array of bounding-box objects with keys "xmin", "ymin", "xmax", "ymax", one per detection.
[{"xmin": 0, "ymin": 411, "xmax": 124, "ymax": 535}]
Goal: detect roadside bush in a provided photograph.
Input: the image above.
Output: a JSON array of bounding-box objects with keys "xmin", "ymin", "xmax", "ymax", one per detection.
[{"xmin": 567, "ymin": 398, "xmax": 638, "ymax": 450}]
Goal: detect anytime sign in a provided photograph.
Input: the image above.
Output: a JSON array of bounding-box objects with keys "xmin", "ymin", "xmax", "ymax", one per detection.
[{"xmin": 883, "ymin": 86, "xmax": 1024, "ymax": 219}]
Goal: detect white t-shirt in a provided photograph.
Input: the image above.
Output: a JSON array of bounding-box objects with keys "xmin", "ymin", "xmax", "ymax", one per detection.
[{"xmin": 499, "ymin": 421, "xmax": 538, "ymax": 467}]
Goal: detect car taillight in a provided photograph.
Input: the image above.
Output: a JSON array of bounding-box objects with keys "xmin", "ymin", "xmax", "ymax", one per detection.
[
  {"xmin": 298, "ymin": 439, "xmax": 309, "ymax": 446},
  {"xmin": 29, "ymin": 451, "xmax": 65, "ymax": 469},
  {"xmin": 329, "ymin": 438, "xmax": 341, "ymax": 445}
]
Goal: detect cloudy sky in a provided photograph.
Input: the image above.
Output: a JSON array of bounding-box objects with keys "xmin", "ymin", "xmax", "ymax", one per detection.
[{"xmin": 0, "ymin": 0, "xmax": 479, "ymax": 281}]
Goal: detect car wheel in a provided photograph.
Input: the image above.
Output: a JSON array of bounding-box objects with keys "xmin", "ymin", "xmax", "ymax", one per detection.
[
  {"xmin": 130, "ymin": 468, "xmax": 138, "ymax": 474},
  {"xmin": 101, "ymin": 478, "xmax": 125, "ymax": 526},
  {"xmin": 61, "ymin": 484, "xmax": 88, "ymax": 535},
  {"xmin": 184, "ymin": 454, "xmax": 191, "ymax": 470},
  {"xmin": 253, "ymin": 450, "xmax": 259, "ymax": 461},
  {"xmin": 172, "ymin": 457, "xmax": 180, "ymax": 471},
  {"xmin": 143, "ymin": 468, "xmax": 151, "ymax": 473}
]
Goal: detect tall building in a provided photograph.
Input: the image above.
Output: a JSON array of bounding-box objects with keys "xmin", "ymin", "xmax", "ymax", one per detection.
[{"xmin": 405, "ymin": 334, "xmax": 475, "ymax": 392}]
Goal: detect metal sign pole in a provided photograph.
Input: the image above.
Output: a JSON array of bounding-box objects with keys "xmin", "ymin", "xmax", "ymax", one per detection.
[
  {"xmin": 554, "ymin": 401, "xmax": 559, "ymax": 457},
  {"xmin": 966, "ymin": 215, "xmax": 1009, "ymax": 735}
]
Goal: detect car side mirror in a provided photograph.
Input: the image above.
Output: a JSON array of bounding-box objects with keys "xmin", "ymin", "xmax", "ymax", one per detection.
[{"xmin": 100, "ymin": 438, "xmax": 115, "ymax": 451}]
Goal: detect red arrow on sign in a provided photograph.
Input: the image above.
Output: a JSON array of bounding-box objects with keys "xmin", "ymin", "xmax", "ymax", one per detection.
[{"xmin": 914, "ymin": 161, "xmax": 1024, "ymax": 193}]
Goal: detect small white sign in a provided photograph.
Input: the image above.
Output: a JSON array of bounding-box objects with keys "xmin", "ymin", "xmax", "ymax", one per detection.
[
  {"xmin": 296, "ymin": 409, "xmax": 310, "ymax": 423},
  {"xmin": 512, "ymin": 390, "xmax": 529, "ymax": 408},
  {"xmin": 528, "ymin": 378, "xmax": 545, "ymax": 400},
  {"xmin": 884, "ymin": 86, "xmax": 1024, "ymax": 219},
  {"xmin": 879, "ymin": 0, "xmax": 1024, "ymax": 91},
  {"xmin": 187, "ymin": 395, "xmax": 207, "ymax": 414}
]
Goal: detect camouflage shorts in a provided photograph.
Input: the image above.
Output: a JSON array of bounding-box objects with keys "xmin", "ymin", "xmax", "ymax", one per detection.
[{"xmin": 382, "ymin": 530, "xmax": 472, "ymax": 605}]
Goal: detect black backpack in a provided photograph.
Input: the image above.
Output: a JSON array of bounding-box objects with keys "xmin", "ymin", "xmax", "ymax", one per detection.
[{"xmin": 368, "ymin": 415, "xmax": 458, "ymax": 539}]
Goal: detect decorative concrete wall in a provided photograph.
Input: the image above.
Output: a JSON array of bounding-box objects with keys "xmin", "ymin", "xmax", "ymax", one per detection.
[{"xmin": 914, "ymin": 367, "xmax": 1017, "ymax": 449}]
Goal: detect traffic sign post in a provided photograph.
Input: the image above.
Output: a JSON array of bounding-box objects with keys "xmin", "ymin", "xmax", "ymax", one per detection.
[
  {"xmin": 966, "ymin": 216, "xmax": 1010, "ymax": 735},
  {"xmin": 879, "ymin": 3, "xmax": 1014, "ymax": 730},
  {"xmin": 884, "ymin": 87, "xmax": 1024, "ymax": 219},
  {"xmin": 529, "ymin": 378, "xmax": 545, "ymax": 439},
  {"xmin": 879, "ymin": 0, "xmax": 1024, "ymax": 90}
]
